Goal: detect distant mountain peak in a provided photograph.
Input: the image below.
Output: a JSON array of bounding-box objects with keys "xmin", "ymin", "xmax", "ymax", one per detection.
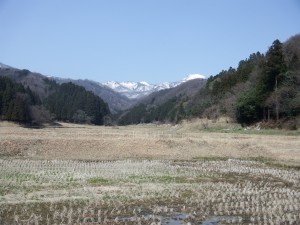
[
  {"xmin": 100, "ymin": 73, "xmax": 205, "ymax": 99},
  {"xmin": 140, "ymin": 81, "xmax": 150, "ymax": 86},
  {"xmin": 182, "ymin": 74, "xmax": 206, "ymax": 82}
]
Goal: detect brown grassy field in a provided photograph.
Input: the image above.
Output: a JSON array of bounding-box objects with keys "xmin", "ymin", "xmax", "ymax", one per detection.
[
  {"xmin": 0, "ymin": 119, "xmax": 300, "ymax": 224},
  {"xmin": 0, "ymin": 119, "xmax": 299, "ymax": 165}
]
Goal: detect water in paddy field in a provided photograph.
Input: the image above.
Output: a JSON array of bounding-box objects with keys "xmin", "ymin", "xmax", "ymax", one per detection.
[
  {"xmin": 110, "ymin": 213, "xmax": 241, "ymax": 224},
  {"xmin": 200, "ymin": 216, "xmax": 242, "ymax": 224},
  {"xmin": 159, "ymin": 214, "xmax": 241, "ymax": 224}
]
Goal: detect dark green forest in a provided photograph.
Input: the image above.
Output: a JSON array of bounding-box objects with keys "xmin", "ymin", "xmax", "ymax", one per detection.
[
  {"xmin": 44, "ymin": 82, "xmax": 110, "ymax": 125},
  {"xmin": 187, "ymin": 36, "xmax": 300, "ymax": 127},
  {"xmin": 0, "ymin": 77, "xmax": 110, "ymax": 125},
  {"xmin": 118, "ymin": 96, "xmax": 184, "ymax": 125},
  {"xmin": 119, "ymin": 35, "xmax": 300, "ymax": 128},
  {"xmin": 0, "ymin": 76, "xmax": 39, "ymax": 123}
]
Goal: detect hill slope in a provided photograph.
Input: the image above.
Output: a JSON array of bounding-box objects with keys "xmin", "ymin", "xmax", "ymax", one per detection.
[
  {"xmin": 185, "ymin": 35, "xmax": 300, "ymax": 128},
  {"xmin": 53, "ymin": 78, "xmax": 135, "ymax": 114},
  {"xmin": 119, "ymin": 34, "xmax": 300, "ymax": 128},
  {"xmin": 118, "ymin": 78, "xmax": 206, "ymax": 124},
  {"xmin": 0, "ymin": 67, "xmax": 111, "ymax": 125}
]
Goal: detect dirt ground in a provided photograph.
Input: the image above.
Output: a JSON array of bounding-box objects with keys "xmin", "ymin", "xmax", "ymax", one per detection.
[{"xmin": 0, "ymin": 120, "xmax": 299, "ymax": 165}]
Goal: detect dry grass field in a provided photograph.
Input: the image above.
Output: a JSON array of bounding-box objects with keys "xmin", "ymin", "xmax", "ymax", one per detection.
[
  {"xmin": 0, "ymin": 119, "xmax": 299, "ymax": 164},
  {"xmin": 0, "ymin": 119, "xmax": 300, "ymax": 224}
]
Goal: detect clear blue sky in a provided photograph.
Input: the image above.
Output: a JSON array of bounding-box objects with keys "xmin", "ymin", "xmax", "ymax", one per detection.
[{"xmin": 0, "ymin": 0, "xmax": 299, "ymax": 83}]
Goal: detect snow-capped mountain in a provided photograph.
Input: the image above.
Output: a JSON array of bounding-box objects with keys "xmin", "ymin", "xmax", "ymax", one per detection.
[
  {"xmin": 101, "ymin": 81, "xmax": 158, "ymax": 99},
  {"xmin": 182, "ymin": 74, "xmax": 206, "ymax": 81},
  {"xmin": 100, "ymin": 74, "xmax": 205, "ymax": 99}
]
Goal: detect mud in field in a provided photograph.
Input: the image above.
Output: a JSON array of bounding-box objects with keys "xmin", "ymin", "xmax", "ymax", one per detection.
[{"xmin": 0, "ymin": 121, "xmax": 299, "ymax": 165}]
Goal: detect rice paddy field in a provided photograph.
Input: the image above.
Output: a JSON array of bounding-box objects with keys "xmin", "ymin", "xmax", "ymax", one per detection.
[{"xmin": 0, "ymin": 119, "xmax": 299, "ymax": 224}]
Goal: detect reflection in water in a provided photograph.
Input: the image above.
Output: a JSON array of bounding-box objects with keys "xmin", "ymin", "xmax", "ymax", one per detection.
[
  {"xmin": 142, "ymin": 213, "xmax": 241, "ymax": 224},
  {"xmin": 201, "ymin": 216, "xmax": 242, "ymax": 225},
  {"xmin": 92, "ymin": 212, "xmax": 241, "ymax": 224}
]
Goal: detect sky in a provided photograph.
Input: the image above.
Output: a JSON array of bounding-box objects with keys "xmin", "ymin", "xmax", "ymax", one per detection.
[{"xmin": 0, "ymin": 0, "xmax": 299, "ymax": 83}]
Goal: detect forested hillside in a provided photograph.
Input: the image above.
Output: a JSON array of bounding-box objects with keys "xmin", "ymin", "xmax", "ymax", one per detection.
[
  {"xmin": 0, "ymin": 76, "xmax": 44, "ymax": 123},
  {"xmin": 44, "ymin": 82, "xmax": 110, "ymax": 125},
  {"xmin": 187, "ymin": 35, "xmax": 300, "ymax": 128},
  {"xmin": 53, "ymin": 78, "xmax": 135, "ymax": 113},
  {"xmin": 119, "ymin": 34, "xmax": 300, "ymax": 128},
  {"xmin": 118, "ymin": 79, "xmax": 206, "ymax": 125},
  {"xmin": 0, "ymin": 71, "xmax": 111, "ymax": 125}
]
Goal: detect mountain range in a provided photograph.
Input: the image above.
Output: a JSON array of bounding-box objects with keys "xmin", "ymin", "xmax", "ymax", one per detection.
[
  {"xmin": 52, "ymin": 77, "xmax": 136, "ymax": 114},
  {"xmin": 51, "ymin": 74, "xmax": 206, "ymax": 112},
  {"xmin": 0, "ymin": 62, "xmax": 206, "ymax": 114},
  {"xmin": 100, "ymin": 74, "xmax": 205, "ymax": 99},
  {"xmin": 1, "ymin": 34, "xmax": 299, "ymax": 128}
]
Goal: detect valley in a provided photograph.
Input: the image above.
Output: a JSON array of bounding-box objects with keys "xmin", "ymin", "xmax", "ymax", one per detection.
[{"xmin": 1, "ymin": 1, "xmax": 299, "ymax": 224}]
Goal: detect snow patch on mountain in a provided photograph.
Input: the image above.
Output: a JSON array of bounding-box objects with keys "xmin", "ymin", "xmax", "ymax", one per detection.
[
  {"xmin": 100, "ymin": 73, "xmax": 205, "ymax": 99},
  {"xmin": 140, "ymin": 81, "xmax": 151, "ymax": 86},
  {"xmin": 182, "ymin": 74, "xmax": 206, "ymax": 81}
]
